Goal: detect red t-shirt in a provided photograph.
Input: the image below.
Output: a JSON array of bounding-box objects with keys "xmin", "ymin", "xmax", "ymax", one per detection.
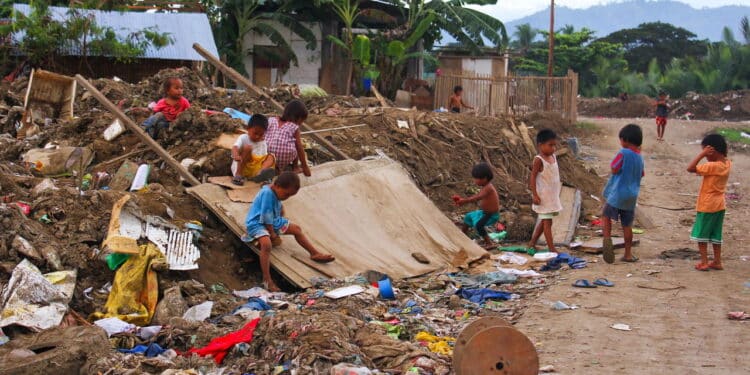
[{"xmin": 153, "ymin": 97, "xmax": 191, "ymax": 122}]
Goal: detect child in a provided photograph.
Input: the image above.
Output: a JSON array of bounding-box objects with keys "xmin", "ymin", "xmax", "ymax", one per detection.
[
  {"xmin": 602, "ymin": 124, "xmax": 644, "ymax": 264},
  {"xmin": 266, "ymin": 100, "xmax": 311, "ymax": 177},
  {"xmin": 448, "ymin": 86, "xmax": 474, "ymax": 113},
  {"xmin": 142, "ymin": 77, "xmax": 191, "ymax": 139},
  {"xmin": 244, "ymin": 172, "xmax": 335, "ymax": 291},
  {"xmin": 528, "ymin": 129, "xmax": 563, "ymax": 253},
  {"xmin": 231, "ymin": 114, "xmax": 276, "ymax": 185},
  {"xmin": 654, "ymin": 91, "xmax": 669, "ymax": 142},
  {"xmin": 687, "ymin": 134, "xmax": 731, "ymax": 271},
  {"xmin": 455, "ymin": 163, "xmax": 501, "ymax": 249}
]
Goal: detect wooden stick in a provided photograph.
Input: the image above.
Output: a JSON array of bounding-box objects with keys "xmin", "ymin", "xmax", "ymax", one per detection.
[
  {"xmin": 90, "ymin": 146, "xmax": 149, "ymax": 170},
  {"xmin": 301, "ymin": 123, "xmax": 367, "ymax": 135},
  {"xmin": 291, "ymin": 254, "xmax": 335, "ymax": 278},
  {"xmin": 192, "ymin": 43, "xmax": 350, "ymax": 161},
  {"xmin": 75, "ymin": 75, "xmax": 201, "ymax": 186},
  {"xmin": 370, "ymin": 85, "xmax": 390, "ymax": 108}
]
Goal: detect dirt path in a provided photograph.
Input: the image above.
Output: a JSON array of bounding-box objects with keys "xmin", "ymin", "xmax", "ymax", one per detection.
[{"xmin": 516, "ymin": 117, "xmax": 750, "ymax": 374}]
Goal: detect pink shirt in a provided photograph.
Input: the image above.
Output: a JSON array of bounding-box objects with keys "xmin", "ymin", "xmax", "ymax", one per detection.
[
  {"xmin": 266, "ymin": 117, "xmax": 300, "ymax": 167},
  {"xmin": 153, "ymin": 97, "xmax": 191, "ymax": 122}
]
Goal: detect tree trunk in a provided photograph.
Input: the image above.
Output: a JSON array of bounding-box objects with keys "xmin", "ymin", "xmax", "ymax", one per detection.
[{"xmin": 346, "ymin": 59, "xmax": 353, "ymax": 96}]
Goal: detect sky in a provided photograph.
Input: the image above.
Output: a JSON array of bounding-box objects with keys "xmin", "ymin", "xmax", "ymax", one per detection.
[{"xmin": 469, "ymin": 0, "xmax": 749, "ymax": 22}]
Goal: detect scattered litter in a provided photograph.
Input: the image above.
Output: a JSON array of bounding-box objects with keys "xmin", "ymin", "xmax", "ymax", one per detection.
[
  {"xmin": 457, "ymin": 288, "xmax": 514, "ymax": 303},
  {"xmin": 415, "ymin": 331, "xmax": 456, "ymax": 356},
  {"xmin": 187, "ymin": 318, "xmax": 260, "ymax": 364},
  {"xmin": 331, "ymin": 363, "xmax": 374, "ymax": 375},
  {"xmin": 182, "ymin": 301, "xmax": 213, "ymax": 322},
  {"xmin": 610, "ymin": 323, "xmax": 632, "ymax": 331},
  {"xmin": 551, "ymin": 301, "xmax": 578, "ymax": 310},
  {"xmin": 103, "ymin": 118, "xmax": 126, "ymax": 141},
  {"xmin": 540, "ymin": 364, "xmax": 556, "ymax": 372},
  {"xmin": 533, "ymin": 252, "xmax": 558, "ymax": 261},
  {"xmin": 723, "ymin": 105, "xmax": 731, "ymax": 111},
  {"xmin": 448, "ymin": 271, "xmax": 517, "ymax": 288},
  {"xmin": 324, "ymin": 285, "xmax": 366, "ymax": 299},
  {"xmin": 497, "ymin": 267, "xmax": 542, "ymax": 278},
  {"xmin": 728, "ymin": 311, "xmax": 750, "ymax": 320},
  {"xmin": 94, "ymin": 317, "xmax": 136, "ymax": 337},
  {"xmin": 129, "ymin": 164, "xmax": 151, "ymax": 191},
  {"xmin": 495, "ymin": 252, "xmax": 528, "ymax": 265},
  {"xmin": 397, "ymin": 119, "xmax": 409, "ymax": 129}
]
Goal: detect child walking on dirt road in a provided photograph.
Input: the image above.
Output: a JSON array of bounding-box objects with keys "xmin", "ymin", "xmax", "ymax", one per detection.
[
  {"xmin": 266, "ymin": 100, "xmax": 312, "ymax": 177},
  {"xmin": 654, "ymin": 91, "xmax": 669, "ymax": 142},
  {"xmin": 602, "ymin": 124, "xmax": 644, "ymax": 264},
  {"xmin": 454, "ymin": 163, "xmax": 500, "ymax": 249},
  {"xmin": 687, "ymin": 134, "xmax": 731, "ymax": 271},
  {"xmin": 231, "ymin": 114, "xmax": 276, "ymax": 186},
  {"xmin": 528, "ymin": 129, "xmax": 563, "ymax": 253},
  {"xmin": 142, "ymin": 77, "xmax": 191, "ymax": 139},
  {"xmin": 244, "ymin": 172, "xmax": 335, "ymax": 291}
]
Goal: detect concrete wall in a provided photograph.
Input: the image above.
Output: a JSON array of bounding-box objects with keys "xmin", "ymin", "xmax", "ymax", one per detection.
[
  {"xmin": 461, "ymin": 58, "xmax": 493, "ymax": 76},
  {"xmin": 242, "ymin": 21, "xmax": 322, "ymax": 85}
]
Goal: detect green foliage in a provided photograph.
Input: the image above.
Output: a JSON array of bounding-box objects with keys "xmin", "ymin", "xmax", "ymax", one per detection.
[
  {"xmin": 353, "ymin": 35, "xmax": 371, "ymax": 64},
  {"xmin": 511, "ymin": 23, "xmax": 538, "ymax": 54},
  {"xmin": 716, "ymin": 128, "xmax": 750, "ymax": 145},
  {"xmin": 600, "ymin": 22, "xmax": 708, "ymax": 73}
]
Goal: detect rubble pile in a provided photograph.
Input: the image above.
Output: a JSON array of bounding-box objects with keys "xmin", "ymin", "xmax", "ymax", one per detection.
[
  {"xmin": 0, "ymin": 68, "xmax": 603, "ymax": 374},
  {"xmin": 578, "ymin": 91, "xmax": 750, "ymax": 121}
]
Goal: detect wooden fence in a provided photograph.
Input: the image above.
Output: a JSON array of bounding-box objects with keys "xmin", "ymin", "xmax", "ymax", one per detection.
[{"xmin": 434, "ymin": 70, "xmax": 578, "ymax": 123}]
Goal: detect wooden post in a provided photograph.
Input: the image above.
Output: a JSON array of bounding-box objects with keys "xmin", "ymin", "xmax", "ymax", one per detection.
[
  {"xmin": 75, "ymin": 75, "xmax": 202, "ymax": 187},
  {"xmin": 192, "ymin": 43, "xmax": 351, "ymax": 161},
  {"xmin": 569, "ymin": 70, "xmax": 578, "ymax": 124}
]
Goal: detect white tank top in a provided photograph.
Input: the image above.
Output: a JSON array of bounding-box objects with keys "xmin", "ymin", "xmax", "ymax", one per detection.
[{"xmin": 532, "ymin": 155, "xmax": 563, "ymax": 214}]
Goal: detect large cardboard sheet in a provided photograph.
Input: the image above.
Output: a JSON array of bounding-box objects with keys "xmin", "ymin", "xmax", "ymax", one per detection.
[
  {"xmin": 535, "ymin": 187, "xmax": 582, "ymax": 247},
  {"xmin": 187, "ymin": 158, "xmax": 487, "ymax": 288}
]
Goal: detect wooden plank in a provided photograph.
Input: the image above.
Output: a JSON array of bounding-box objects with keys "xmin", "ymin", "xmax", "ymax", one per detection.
[
  {"xmin": 75, "ymin": 75, "xmax": 201, "ymax": 186},
  {"xmin": 535, "ymin": 187, "xmax": 581, "ymax": 247}
]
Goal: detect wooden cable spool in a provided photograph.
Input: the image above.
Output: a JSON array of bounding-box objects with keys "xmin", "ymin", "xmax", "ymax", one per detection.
[{"xmin": 453, "ymin": 317, "xmax": 539, "ymax": 375}]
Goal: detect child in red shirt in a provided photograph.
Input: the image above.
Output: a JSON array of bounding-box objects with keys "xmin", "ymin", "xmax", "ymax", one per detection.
[{"xmin": 142, "ymin": 77, "xmax": 191, "ymax": 139}]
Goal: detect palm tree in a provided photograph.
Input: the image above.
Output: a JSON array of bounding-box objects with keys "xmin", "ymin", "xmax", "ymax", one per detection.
[
  {"xmin": 213, "ymin": 0, "xmax": 317, "ymax": 76},
  {"xmin": 512, "ymin": 23, "xmax": 538, "ymax": 54},
  {"xmin": 741, "ymin": 16, "xmax": 750, "ymax": 45}
]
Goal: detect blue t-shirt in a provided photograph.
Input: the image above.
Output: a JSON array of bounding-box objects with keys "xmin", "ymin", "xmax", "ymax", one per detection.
[
  {"xmin": 245, "ymin": 185, "xmax": 283, "ymax": 231},
  {"xmin": 603, "ymin": 148, "xmax": 644, "ymax": 211}
]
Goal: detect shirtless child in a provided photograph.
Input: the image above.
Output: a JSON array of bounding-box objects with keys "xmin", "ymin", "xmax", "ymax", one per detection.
[
  {"xmin": 448, "ymin": 85, "xmax": 474, "ymax": 113},
  {"xmin": 453, "ymin": 163, "xmax": 501, "ymax": 248}
]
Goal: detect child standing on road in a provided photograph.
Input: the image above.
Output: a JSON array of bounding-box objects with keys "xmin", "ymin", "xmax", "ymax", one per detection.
[
  {"xmin": 231, "ymin": 114, "xmax": 276, "ymax": 185},
  {"xmin": 687, "ymin": 134, "xmax": 731, "ymax": 271},
  {"xmin": 655, "ymin": 91, "xmax": 669, "ymax": 142},
  {"xmin": 266, "ymin": 100, "xmax": 311, "ymax": 177},
  {"xmin": 602, "ymin": 124, "xmax": 644, "ymax": 264},
  {"xmin": 142, "ymin": 77, "xmax": 191, "ymax": 139},
  {"xmin": 454, "ymin": 163, "xmax": 500, "ymax": 249},
  {"xmin": 448, "ymin": 86, "xmax": 474, "ymax": 113},
  {"xmin": 244, "ymin": 172, "xmax": 335, "ymax": 291},
  {"xmin": 528, "ymin": 129, "xmax": 563, "ymax": 253}
]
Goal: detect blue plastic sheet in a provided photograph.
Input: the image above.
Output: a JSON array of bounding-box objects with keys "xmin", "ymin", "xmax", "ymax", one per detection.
[
  {"xmin": 456, "ymin": 288, "xmax": 513, "ymax": 303},
  {"xmin": 541, "ymin": 253, "xmax": 587, "ymax": 271},
  {"xmin": 118, "ymin": 343, "xmax": 167, "ymax": 357}
]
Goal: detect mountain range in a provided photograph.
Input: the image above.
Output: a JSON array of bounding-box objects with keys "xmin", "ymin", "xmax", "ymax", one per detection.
[{"xmin": 503, "ymin": 0, "xmax": 750, "ymax": 41}]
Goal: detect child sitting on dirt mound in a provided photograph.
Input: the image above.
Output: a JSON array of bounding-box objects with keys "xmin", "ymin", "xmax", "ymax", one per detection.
[
  {"xmin": 231, "ymin": 114, "xmax": 276, "ymax": 185},
  {"xmin": 454, "ymin": 163, "xmax": 500, "ymax": 249},
  {"xmin": 687, "ymin": 134, "xmax": 731, "ymax": 271},
  {"xmin": 142, "ymin": 77, "xmax": 191, "ymax": 139},
  {"xmin": 244, "ymin": 172, "xmax": 335, "ymax": 291},
  {"xmin": 266, "ymin": 100, "xmax": 311, "ymax": 177},
  {"xmin": 528, "ymin": 129, "xmax": 563, "ymax": 253},
  {"xmin": 602, "ymin": 124, "xmax": 644, "ymax": 264}
]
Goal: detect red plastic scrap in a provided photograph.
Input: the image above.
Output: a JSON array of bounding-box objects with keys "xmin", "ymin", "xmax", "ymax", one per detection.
[{"xmin": 187, "ymin": 318, "xmax": 260, "ymax": 364}]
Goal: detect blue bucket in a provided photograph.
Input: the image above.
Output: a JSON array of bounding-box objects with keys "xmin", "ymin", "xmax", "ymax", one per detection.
[
  {"xmin": 363, "ymin": 78, "xmax": 372, "ymax": 92},
  {"xmin": 378, "ymin": 277, "xmax": 395, "ymax": 299}
]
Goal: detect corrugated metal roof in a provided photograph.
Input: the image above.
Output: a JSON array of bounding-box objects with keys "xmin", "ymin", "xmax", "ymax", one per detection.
[{"xmin": 12, "ymin": 3, "xmax": 218, "ymax": 61}]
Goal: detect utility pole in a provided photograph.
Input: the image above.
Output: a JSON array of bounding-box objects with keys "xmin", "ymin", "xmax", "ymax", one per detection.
[{"xmin": 546, "ymin": 0, "xmax": 555, "ymax": 110}]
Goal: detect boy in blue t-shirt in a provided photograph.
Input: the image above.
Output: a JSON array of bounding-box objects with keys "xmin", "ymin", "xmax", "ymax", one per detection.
[
  {"xmin": 244, "ymin": 172, "xmax": 335, "ymax": 291},
  {"xmin": 602, "ymin": 124, "xmax": 644, "ymax": 264}
]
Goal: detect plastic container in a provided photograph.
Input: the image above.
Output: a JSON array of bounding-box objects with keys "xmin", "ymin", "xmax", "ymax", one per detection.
[{"xmin": 378, "ymin": 277, "xmax": 395, "ymax": 299}]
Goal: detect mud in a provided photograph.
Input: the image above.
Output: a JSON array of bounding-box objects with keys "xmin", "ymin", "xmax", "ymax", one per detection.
[{"xmin": 578, "ymin": 91, "xmax": 750, "ymax": 121}]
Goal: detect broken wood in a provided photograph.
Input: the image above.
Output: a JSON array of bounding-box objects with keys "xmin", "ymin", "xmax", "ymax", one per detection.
[
  {"xmin": 301, "ymin": 123, "xmax": 367, "ymax": 135},
  {"xmin": 370, "ymin": 85, "xmax": 390, "ymax": 108},
  {"xmin": 192, "ymin": 43, "xmax": 351, "ymax": 161},
  {"xmin": 75, "ymin": 75, "xmax": 201, "ymax": 186},
  {"xmin": 90, "ymin": 146, "xmax": 149, "ymax": 170}
]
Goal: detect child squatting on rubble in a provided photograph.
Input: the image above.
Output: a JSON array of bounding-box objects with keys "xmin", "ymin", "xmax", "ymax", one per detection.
[
  {"xmin": 454, "ymin": 163, "xmax": 501, "ymax": 249},
  {"xmin": 528, "ymin": 129, "xmax": 563, "ymax": 253},
  {"xmin": 142, "ymin": 77, "xmax": 191, "ymax": 139},
  {"xmin": 231, "ymin": 114, "xmax": 276, "ymax": 186},
  {"xmin": 266, "ymin": 100, "xmax": 312, "ymax": 177},
  {"xmin": 687, "ymin": 134, "xmax": 731, "ymax": 271},
  {"xmin": 602, "ymin": 124, "xmax": 644, "ymax": 264},
  {"xmin": 244, "ymin": 172, "xmax": 335, "ymax": 291}
]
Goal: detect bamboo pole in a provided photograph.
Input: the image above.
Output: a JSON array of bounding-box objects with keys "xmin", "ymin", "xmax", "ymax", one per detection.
[
  {"xmin": 75, "ymin": 75, "xmax": 201, "ymax": 186},
  {"xmin": 192, "ymin": 43, "xmax": 350, "ymax": 161}
]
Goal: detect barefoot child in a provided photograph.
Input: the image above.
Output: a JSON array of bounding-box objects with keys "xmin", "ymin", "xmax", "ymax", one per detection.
[
  {"xmin": 231, "ymin": 114, "xmax": 276, "ymax": 185},
  {"xmin": 528, "ymin": 129, "xmax": 563, "ymax": 253},
  {"xmin": 448, "ymin": 86, "xmax": 474, "ymax": 113},
  {"xmin": 687, "ymin": 134, "xmax": 731, "ymax": 271},
  {"xmin": 266, "ymin": 100, "xmax": 311, "ymax": 177},
  {"xmin": 602, "ymin": 124, "xmax": 644, "ymax": 264},
  {"xmin": 244, "ymin": 172, "xmax": 335, "ymax": 291},
  {"xmin": 654, "ymin": 91, "xmax": 669, "ymax": 142},
  {"xmin": 455, "ymin": 163, "xmax": 500, "ymax": 248},
  {"xmin": 142, "ymin": 77, "xmax": 191, "ymax": 139}
]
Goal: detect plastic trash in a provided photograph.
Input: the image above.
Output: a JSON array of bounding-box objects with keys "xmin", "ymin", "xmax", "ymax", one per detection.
[
  {"xmin": 324, "ymin": 285, "xmax": 365, "ymax": 299},
  {"xmin": 94, "ymin": 317, "xmax": 136, "ymax": 337},
  {"xmin": 129, "ymin": 164, "xmax": 151, "ymax": 191},
  {"xmin": 182, "ymin": 301, "xmax": 213, "ymax": 322},
  {"xmin": 378, "ymin": 277, "xmax": 396, "ymax": 299},
  {"xmin": 551, "ymin": 301, "xmax": 578, "ymax": 310},
  {"xmin": 611, "ymin": 323, "xmax": 632, "ymax": 331},
  {"xmin": 330, "ymin": 363, "xmax": 373, "ymax": 375}
]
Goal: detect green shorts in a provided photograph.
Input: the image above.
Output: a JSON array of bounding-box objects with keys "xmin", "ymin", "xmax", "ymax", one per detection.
[
  {"xmin": 690, "ymin": 210, "xmax": 725, "ymax": 244},
  {"xmin": 537, "ymin": 212, "xmax": 559, "ymax": 220}
]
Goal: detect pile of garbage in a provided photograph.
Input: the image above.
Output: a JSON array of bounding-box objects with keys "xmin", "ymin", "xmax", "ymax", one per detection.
[
  {"xmin": 0, "ymin": 67, "xmax": 603, "ymax": 373},
  {"xmin": 578, "ymin": 90, "xmax": 750, "ymax": 121}
]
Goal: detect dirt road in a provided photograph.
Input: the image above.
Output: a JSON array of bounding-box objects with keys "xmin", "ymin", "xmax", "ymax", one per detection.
[{"xmin": 516, "ymin": 117, "xmax": 750, "ymax": 374}]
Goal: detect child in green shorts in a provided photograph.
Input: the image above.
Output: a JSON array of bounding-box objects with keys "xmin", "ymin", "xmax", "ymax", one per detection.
[{"xmin": 687, "ymin": 134, "xmax": 731, "ymax": 271}]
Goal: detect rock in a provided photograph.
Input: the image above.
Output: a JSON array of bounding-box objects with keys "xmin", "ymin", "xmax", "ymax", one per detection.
[
  {"xmin": 411, "ymin": 252, "xmax": 430, "ymax": 264},
  {"xmin": 151, "ymin": 286, "xmax": 188, "ymax": 325},
  {"xmin": 11, "ymin": 235, "xmax": 42, "ymax": 261}
]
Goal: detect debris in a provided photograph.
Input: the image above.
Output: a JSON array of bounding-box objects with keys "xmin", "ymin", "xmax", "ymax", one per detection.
[
  {"xmin": 728, "ymin": 311, "xmax": 750, "ymax": 320},
  {"xmin": 182, "ymin": 301, "xmax": 213, "ymax": 322},
  {"xmin": 31, "ymin": 178, "xmax": 58, "ymax": 195},
  {"xmin": 130, "ymin": 164, "xmax": 151, "ymax": 191},
  {"xmin": 187, "ymin": 317, "xmax": 260, "ymax": 364},
  {"xmin": 11, "ymin": 235, "xmax": 42, "ymax": 261},
  {"xmin": 495, "ymin": 252, "xmax": 528, "ymax": 265},
  {"xmin": 22, "ymin": 146, "xmax": 94, "ymax": 176},
  {"xmin": 94, "ymin": 317, "xmax": 136, "ymax": 337},
  {"xmin": 331, "ymin": 363, "xmax": 374, "ymax": 375},
  {"xmin": 324, "ymin": 285, "xmax": 366, "ymax": 299},
  {"xmin": 378, "ymin": 277, "xmax": 396, "ymax": 300},
  {"xmin": 610, "ymin": 323, "xmax": 632, "ymax": 331},
  {"xmin": 414, "ymin": 331, "xmax": 456, "ymax": 356},
  {"xmin": 540, "ymin": 364, "xmax": 556, "ymax": 372},
  {"xmin": 659, "ymin": 248, "xmax": 701, "ymax": 260},
  {"xmin": 551, "ymin": 301, "xmax": 578, "ymax": 310},
  {"xmin": 540, "ymin": 253, "xmax": 587, "ymax": 271},
  {"xmin": 456, "ymin": 288, "xmax": 514, "ymax": 303},
  {"xmin": 152, "ymin": 286, "xmax": 188, "ymax": 325},
  {"xmin": 0, "ymin": 259, "xmax": 77, "ymax": 331},
  {"xmin": 103, "ymin": 118, "xmax": 126, "ymax": 141},
  {"xmin": 448, "ymin": 271, "xmax": 517, "ymax": 288}
]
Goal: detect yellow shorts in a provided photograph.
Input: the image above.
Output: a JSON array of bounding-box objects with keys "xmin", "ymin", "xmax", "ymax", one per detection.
[{"xmin": 239, "ymin": 154, "xmax": 275, "ymax": 178}]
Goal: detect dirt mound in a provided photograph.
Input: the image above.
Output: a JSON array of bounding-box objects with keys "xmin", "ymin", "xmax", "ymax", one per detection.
[
  {"xmin": 579, "ymin": 91, "xmax": 750, "ymax": 121},
  {"xmin": 578, "ymin": 94, "xmax": 654, "ymax": 119}
]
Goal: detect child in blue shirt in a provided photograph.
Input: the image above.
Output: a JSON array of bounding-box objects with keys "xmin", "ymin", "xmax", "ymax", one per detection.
[
  {"xmin": 245, "ymin": 172, "xmax": 335, "ymax": 291},
  {"xmin": 602, "ymin": 124, "xmax": 644, "ymax": 264}
]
